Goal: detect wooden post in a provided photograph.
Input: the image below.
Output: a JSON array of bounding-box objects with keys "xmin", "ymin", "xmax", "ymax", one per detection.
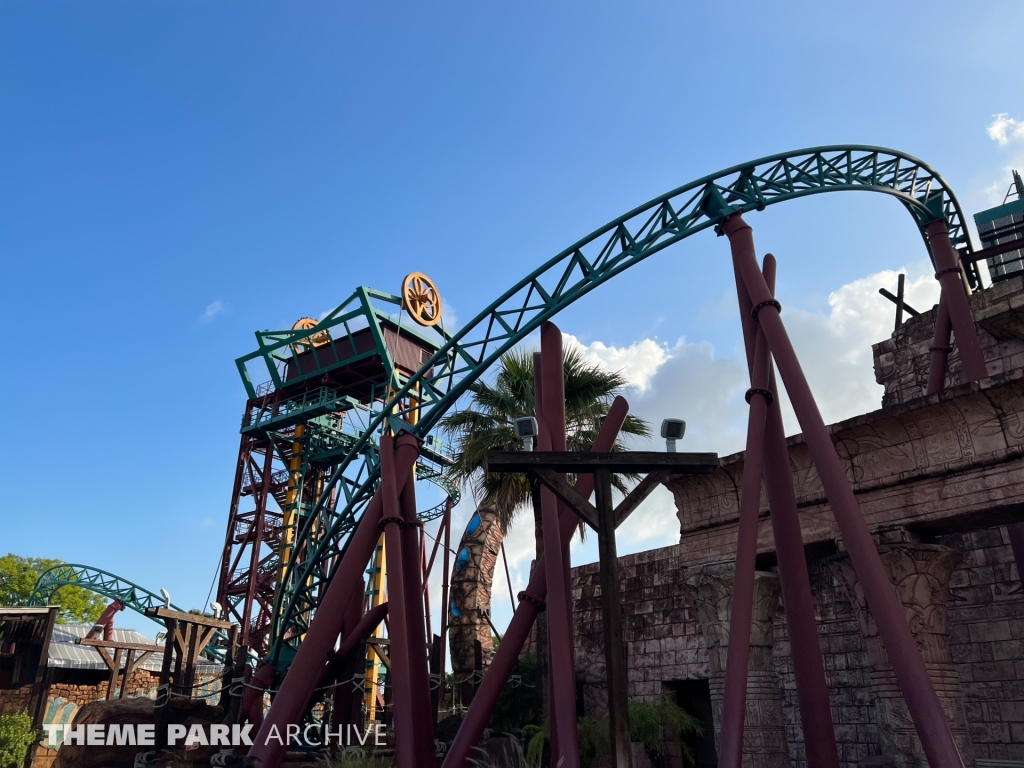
[{"xmin": 595, "ymin": 468, "xmax": 631, "ymax": 768}]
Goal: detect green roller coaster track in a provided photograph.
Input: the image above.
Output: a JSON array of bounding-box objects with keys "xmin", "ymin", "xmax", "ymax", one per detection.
[
  {"xmin": 28, "ymin": 564, "xmax": 228, "ymax": 660},
  {"xmin": 263, "ymin": 144, "xmax": 981, "ymax": 665},
  {"xmin": 29, "ymin": 564, "xmax": 185, "ymax": 614}
]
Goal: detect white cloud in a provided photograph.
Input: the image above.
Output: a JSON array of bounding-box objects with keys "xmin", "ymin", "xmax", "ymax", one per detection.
[
  {"xmin": 979, "ymin": 113, "xmax": 1024, "ymax": 208},
  {"xmin": 777, "ymin": 261, "xmax": 937, "ymax": 428},
  {"xmin": 988, "ymin": 113, "xmax": 1024, "ymax": 147},
  {"xmin": 565, "ymin": 333, "xmax": 669, "ymax": 393},
  {"xmin": 201, "ymin": 300, "xmax": 228, "ymax": 324}
]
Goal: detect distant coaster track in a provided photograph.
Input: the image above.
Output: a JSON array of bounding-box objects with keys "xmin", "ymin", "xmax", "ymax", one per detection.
[
  {"xmin": 258, "ymin": 146, "xmax": 982, "ymax": 663},
  {"xmin": 28, "ymin": 563, "xmax": 184, "ymax": 615},
  {"xmin": 29, "ymin": 563, "xmax": 230, "ymax": 660}
]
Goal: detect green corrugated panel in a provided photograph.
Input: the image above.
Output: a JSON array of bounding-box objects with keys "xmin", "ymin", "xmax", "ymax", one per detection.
[{"xmin": 974, "ymin": 198, "xmax": 1024, "ymax": 226}]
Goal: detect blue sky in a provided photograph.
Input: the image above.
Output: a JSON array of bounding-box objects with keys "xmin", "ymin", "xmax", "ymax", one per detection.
[{"xmin": 3, "ymin": 0, "xmax": 1024, "ymax": 638}]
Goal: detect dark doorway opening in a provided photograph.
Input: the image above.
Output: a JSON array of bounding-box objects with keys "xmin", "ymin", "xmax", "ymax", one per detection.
[{"xmin": 664, "ymin": 679, "xmax": 717, "ymax": 768}]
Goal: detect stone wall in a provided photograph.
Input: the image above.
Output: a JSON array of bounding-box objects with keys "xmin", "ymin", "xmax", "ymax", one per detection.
[
  {"xmin": 571, "ymin": 531, "xmax": 1024, "ymax": 768},
  {"xmin": 941, "ymin": 528, "xmax": 1024, "ymax": 762},
  {"xmin": 0, "ymin": 684, "xmax": 34, "ymax": 716},
  {"xmin": 573, "ymin": 547, "xmax": 707, "ymax": 715},
  {"xmin": 873, "ymin": 274, "xmax": 1024, "ymax": 408}
]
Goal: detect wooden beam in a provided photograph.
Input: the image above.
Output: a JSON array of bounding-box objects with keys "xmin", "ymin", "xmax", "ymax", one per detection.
[
  {"xmin": 613, "ymin": 469, "xmax": 671, "ymax": 529},
  {"xmin": 144, "ymin": 607, "xmax": 233, "ymax": 629},
  {"xmin": 531, "ymin": 468, "xmax": 599, "ymax": 530},
  {"xmin": 487, "ymin": 450, "xmax": 718, "ymax": 474},
  {"xmin": 595, "ymin": 469, "xmax": 631, "ymax": 768},
  {"xmin": 76, "ymin": 638, "xmax": 163, "ymax": 653},
  {"xmin": 369, "ymin": 642, "xmax": 392, "ymax": 671}
]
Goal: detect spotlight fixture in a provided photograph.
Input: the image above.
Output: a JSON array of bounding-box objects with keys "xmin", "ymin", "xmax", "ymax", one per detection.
[
  {"xmin": 660, "ymin": 419, "xmax": 686, "ymax": 452},
  {"xmin": 514, "ymin": 416, "xmax": 539, "ymax": 452}
]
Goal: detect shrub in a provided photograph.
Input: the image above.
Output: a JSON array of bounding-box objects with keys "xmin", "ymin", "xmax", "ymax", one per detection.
[
  {"xmin": 488, "ymin": 655, "xmax": 541, "ymax": 733},
  {"xmin": 520, "ymin": 692, "xmax": 703, "ymax": 767},
  {"xmin": 0, "ymin": 711, "xmax": 38, "ymax": 768}
]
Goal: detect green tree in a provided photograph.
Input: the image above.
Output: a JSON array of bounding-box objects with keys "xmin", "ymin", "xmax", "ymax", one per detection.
[{"xmin": 0, "ymin": 554, "xmax": 106, "ymax": 625}]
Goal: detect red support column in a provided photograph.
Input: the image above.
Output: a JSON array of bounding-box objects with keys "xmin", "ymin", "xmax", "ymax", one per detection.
[
  {"xmin": 248, "ymin": 441, "xmax": 419, "ymax": 768},
  {"xmin": 441, "ymin": 397, "xmax": 630, "ymax": 768},
  {"xmin": 927, "ymin": 297, "xmax": 953, "ymax": 396},
  {"xmin": 723, "ymin": 213, "xmax": 965, "ymax": 768},
  {"xmin": 538, "ymin": 321, "xmax": 580, "ymax": 768},
  {"xmin": 739, "ymin": 255, "xmax": 841, "ymax": 768},
  {"xmin": 438, "ymin": 498, "xmax": 452, "ymax": 721},
  {"xmin": 396, "ymin": 432, "xmax": 438, "ymax": 767},
  {"xmin": 379, "ymin": 434, "xmax": 416, "ymax": 768},
  {"xmin": 925, "ymin": 219, "xmax": 987, "ymax": 383},
  {"xmin": 718, "ymin": 309, "xmax": 772, "ymax": 768}
]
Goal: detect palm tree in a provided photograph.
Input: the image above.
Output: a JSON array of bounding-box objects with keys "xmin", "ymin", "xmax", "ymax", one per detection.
[
  {"xmin": 440, "ymin": 343, "xmax": 650, "ymax": 717},
  {"xmin": 441, "ymin": 344, "xmax": 650, "ymax": 549}
]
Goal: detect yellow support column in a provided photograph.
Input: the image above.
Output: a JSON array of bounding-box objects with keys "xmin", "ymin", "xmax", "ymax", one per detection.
[
  {"xmin": 279, "ymin": 424, "xmax": 305, "ymax": 581},
  {"xmin": 365, "ymin": 536, "xmax": 387, "ymax": 722}
]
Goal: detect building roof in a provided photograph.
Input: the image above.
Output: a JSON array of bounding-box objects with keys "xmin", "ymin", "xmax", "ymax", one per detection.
[{"xmin": 46, "ymin": 624, "xmax": 220, "ymax": 672}]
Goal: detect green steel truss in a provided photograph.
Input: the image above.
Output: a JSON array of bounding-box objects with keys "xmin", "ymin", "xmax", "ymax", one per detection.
[
  {"xmin": 29, "ymin": 564, "xmax": 230, "ymax": 661},
  {"xmin": 29, "ymin": 564, "xmax": 184, "ymax": 613},
  {"xmin": 251, "ymin": 145, "xmax": 976, "ymax": 664}
]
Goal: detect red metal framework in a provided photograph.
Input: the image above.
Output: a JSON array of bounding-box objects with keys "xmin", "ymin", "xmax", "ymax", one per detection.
[{"xmin": 216, "ymin": 434, "xmax": 286, "ymax": 653}]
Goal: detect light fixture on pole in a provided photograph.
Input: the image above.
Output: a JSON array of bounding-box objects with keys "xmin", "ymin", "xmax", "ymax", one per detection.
[
  {"xmin": 514, "ymin": 416, "xmax": 539, "ymax": 452},
  {"xmin": 661, "ymin": 419, "xmax": 686, "ymax": 452}
]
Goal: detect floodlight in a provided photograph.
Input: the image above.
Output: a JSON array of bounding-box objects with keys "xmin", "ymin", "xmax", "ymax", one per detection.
[
  {"xmin": 514, "ymin": 416, "xmax": 539, "ymax": 452},
  {"xmin": 660, "ymin": 419, "xmax": 686, "ymax": 452},
  {"xmin": 210, "ymin": 601, "xmax": 223, "ymax": 619},
  {"xmin": 159, "ymin": 588, "xmax": 171, "ymax": 608}
]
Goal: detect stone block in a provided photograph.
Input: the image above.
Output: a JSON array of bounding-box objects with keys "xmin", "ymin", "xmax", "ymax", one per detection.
[{"xmin": 969, "ymin": 620, "xmax": 1013, "ymax": 643}]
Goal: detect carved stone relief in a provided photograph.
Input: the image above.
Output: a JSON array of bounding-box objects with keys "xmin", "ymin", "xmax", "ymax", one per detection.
[
  {"xmin": 683, "ymin": 563, "xmax": 791, "ymax": 768},
  {"xmin": 826, "ymin": 543, "xmax": 975, "ymax": 768}
]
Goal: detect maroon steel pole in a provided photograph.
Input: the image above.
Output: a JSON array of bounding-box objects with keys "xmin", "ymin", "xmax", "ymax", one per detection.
[
  {"xmin": 735, "ymin": 255, "xmax": 841, "ymax": 768},
  {"xmin": 441, "ymin": 397, "xmax": 630, "ymax": 768},
  {"xmin": 925, "ymin": 219, "xmax": 987, "ymax": 382},
  {"xmin": 539, "ymin": 322, "xmax": 581, "ymax": 768},
  {"xmin": 534, "ymin": 351, "xmax": 559, "ymax": 760},
  {"xmin": 927, "ymin": 297, "xmax": 953, "ymax": 395},
  {"xmin": 539, "ymin": 332, "xmax": 578, "ymax": 761},
  {"xmin": 248, "ymin": 441, "xmax": 419, "ymax": 768},
  {"xmin": 718, "ymin": 318, "xmax": 772, "ymax": 768},
  {"xmin": 438, "ymin": 498, "xmax": 452, "ymax": 720},
  {"xmin": 379, "ymin": 434, "xmax": 417, "ymax": 768},
  {"xmin": 396, "ymin": 432, "xmax": 439, "ymax": 767},
  {"xmin": 723, "ymin": 214, "xmax": 965, "ymax": 768},
  {"xmin": 422, "ymin": 527, "xmax": 432, "ymax": 640}
]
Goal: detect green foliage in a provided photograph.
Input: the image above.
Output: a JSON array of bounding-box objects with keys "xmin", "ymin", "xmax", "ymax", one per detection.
[
  {"xmin": 576, "ymin": 716, "xmax": 609, "ymax": 767},
  {"xmin": 520, "ymin": 693, "xmax": 703, "ymax": 768},
  {"xmin": 488, "ymin": 655, "xmax": 541, "ymax": 733},
  {"xmin": 441, "ymin": 345, "xmax": 651, "ymax": 533},
  {"xmin": 522, "ymin": 723, "xmax": 548, "ymax": 767},
  {"xmin": 628, "ymin": 693, "xmax": 703, "ymax": 765},
  {"xmin": 468, "ymin": 737, "xmax": 533, "ymax": 768},
  {"xmin": 0, "ymin": 554, "xmax": 106, "ymax": 625},
  {"xmin": 0, "ymin": 711, "xmax": 38, "ymax": 768}
]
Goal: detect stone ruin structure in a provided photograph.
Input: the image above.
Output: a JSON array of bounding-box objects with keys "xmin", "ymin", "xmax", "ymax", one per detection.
[{"xmin": 573, "ymin": 275, "xmax": 1024, "ymax": 767}]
